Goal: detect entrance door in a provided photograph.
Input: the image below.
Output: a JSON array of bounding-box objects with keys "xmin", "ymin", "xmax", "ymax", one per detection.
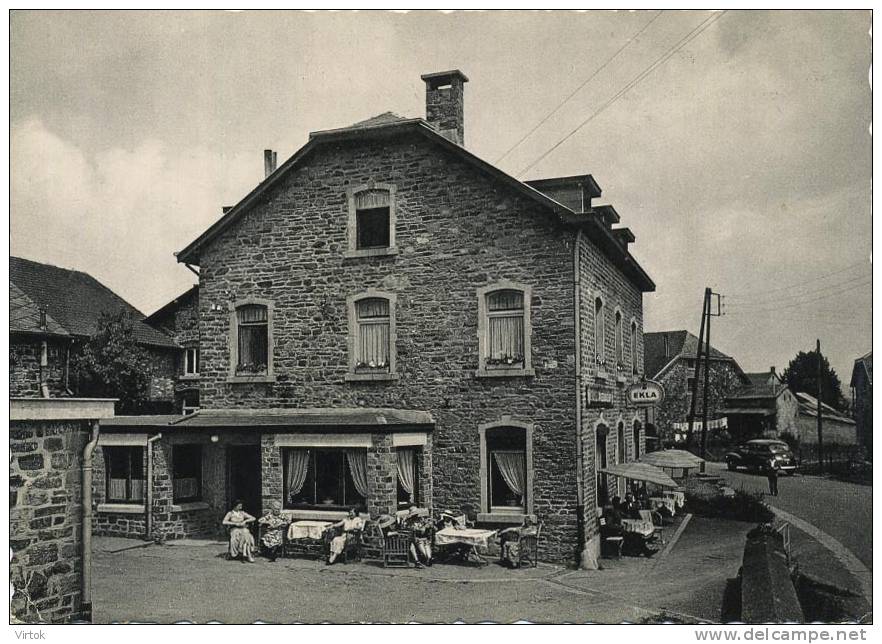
[{"xmin": 228, "ymin": 445, "xmax": 262, "ymax": 518}]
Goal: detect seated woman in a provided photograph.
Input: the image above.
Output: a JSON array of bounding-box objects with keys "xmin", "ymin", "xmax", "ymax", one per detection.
[
  {"xmin": 620, "ymin": 492, "xmax": 642, "ymax": 519},
  {"xmin": 257, "ymin": 501, "xmax": 289, "ymax": 562},
  {"xmin": 326, "ymin": 508, "xmax": 364, "ymax": 565},
  {"xmin": 497, "ymin": 515, "xmax": 539, "ymax": 568},
  {"xmin": 222, "ymin": 499, "xmax": 257, "ymax": 563},
  {"xmin": 401, "ymin": 506, "xmax": 433, "ymax": 567}
]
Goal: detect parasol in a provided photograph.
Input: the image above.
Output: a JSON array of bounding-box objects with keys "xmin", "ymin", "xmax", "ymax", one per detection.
[
  {"xmin": 639, "ymin": 449, "xmax": 704, "ymax": 470},
  {"xmin": 599, "ymin": 461, "xmax": 679, "ymax": 488}
]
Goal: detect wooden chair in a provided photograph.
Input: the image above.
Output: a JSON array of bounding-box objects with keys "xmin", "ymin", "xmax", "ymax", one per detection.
[
  {"xmin": 639, "ymin": 510, "xmax": 665, "ymax": 545},
  {"xmin": 360, "ymin": 520, "xmax": 386, "ymax": 563},
  {"xmin": 516, "ymin": 522, "xmax": 543, "ymax": 568},
  {"xmin": 383, "ymin": 532, "xmax": 411, "ymax": 568},
  {"xmin": 599, "ymin": 517, "xmax": 624, "ymax": 559}
]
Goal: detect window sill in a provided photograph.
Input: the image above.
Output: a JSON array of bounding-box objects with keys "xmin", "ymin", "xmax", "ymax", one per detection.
[
  {"xmin": 178, "ymin": 374, "xmax": 200, "ymax": 382},
  {"xmin": 97, "ymin": 503, "xmax": 144, "ymax": 514},
  {"xmin": 227, "ymin": 374, "xmax": 276, "ymax": 384},
  {"xmin": 616, "ymin": 374, "xmax": 627, "ymax": 385},
  {"xmin": 281, "ymin": 509, "xmax": 349, "ymax": 521},
  {"xmin": 475, "ymin": 367, "xmax": 535, "ymax": 379},
  {"xmin": 592, "ymin": 370, "xmax": 609, "ymax": 381},
  {"xmin": 345, "ymin": 372, "xmax": 400, "ymax": 382},
  {"xmin": 171, "ymin": 501, "xmax": 210, "ymax": 513},
  {"xmin": 477, "ymin": 512, "xmax": 535, "ymax": 525},
  {"xmin": 343, "ymin": 247, "xmax": 399, "ymax": 259}
]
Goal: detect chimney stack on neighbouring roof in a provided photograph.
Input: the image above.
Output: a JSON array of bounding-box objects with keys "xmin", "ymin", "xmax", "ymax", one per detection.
[
  {"xmin": 421, "ymin": 70, "xmax": 468, "ymax": 146},
  {"xmin": 264, "ymin": 149, "xmax": 278, "ymax": 178}
]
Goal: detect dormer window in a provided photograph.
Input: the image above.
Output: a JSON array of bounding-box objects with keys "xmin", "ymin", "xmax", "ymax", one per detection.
[{"xmin": 346, "ymin": 184, "xmax": 398, "ymax": 258}]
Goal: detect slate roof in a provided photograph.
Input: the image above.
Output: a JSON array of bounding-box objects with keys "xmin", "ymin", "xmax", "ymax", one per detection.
[
  {"xmin": 347, "ymin": 111, "xmax": 410, "ymax": 129},
  {"xmin": 795, "ymin": 392, "xmax": 855, "ymax": 424},
  {"xmin": 10, "ymin": 281, "xmax": 69, "ymax": 337},
  {"xmin": 727, "ymin": 372, "xmax": 788, "ymax": 401},
  {"xmin": 643, "ymin": 330, "xmax": 735, "ymax": 380},
  {"xmin": 9, "ymin": 257, "xmax": 178, "ymax": 349}
]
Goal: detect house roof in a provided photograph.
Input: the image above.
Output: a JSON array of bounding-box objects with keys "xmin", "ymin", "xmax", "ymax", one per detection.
[
  {"xmin": 10, "ymin": 281, "xmax": 69, "ymax": 337},
  {"xmin": 795, "ymin": 392, "xmax": 855, "ymax": 424},
  {"xmin": 9, "ymin": 256, "xmax": 179, "ymax": 349},
  {"xmin": 145, "ymin": 285, "xmax": 199, "ymax": 325},
  {"xmin": 727, "ymin": 372, "xmax": 788, "ymax": 402},
  {"xmin": 643, "ymin": 330, "xmax": 736, "ymax": 380},
  {"xmin": 100, "ymin": 407, "xmax": 435, "ymax": 431},
  {"xmin": 175, "ymin": 115, "xmax": 655, "ymax": 292},
  {"xmin": 850, "ymin": 351, "xmax": 872, "ymax": 387}
]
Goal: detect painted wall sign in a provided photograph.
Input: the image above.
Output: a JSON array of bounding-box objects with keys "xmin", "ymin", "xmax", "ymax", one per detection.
[
  {"xmin": 626, "ymin": 380, "xmax": 665, "ymax": 407},
  {"xmin": 585, "ymin": 388, "xmax": 615, "ymax": 409}
]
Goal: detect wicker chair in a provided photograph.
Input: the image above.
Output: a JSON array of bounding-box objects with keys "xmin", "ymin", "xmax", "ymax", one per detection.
[
  {"xmin": 383, "ymin": 531, "xmax": 412, "ymax": 568},
  {"xmin": 516, "ymin": 522, "xmax": 543, "ymax": 568},
  {"xmin": 322, "ymin": 524, "xmax": 363, "ymax": 563}
]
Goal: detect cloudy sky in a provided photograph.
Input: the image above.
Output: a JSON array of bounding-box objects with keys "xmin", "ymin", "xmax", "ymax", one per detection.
[{"xmin": 10, "ymin": 10, "xmax": 871, "ymax": 384}]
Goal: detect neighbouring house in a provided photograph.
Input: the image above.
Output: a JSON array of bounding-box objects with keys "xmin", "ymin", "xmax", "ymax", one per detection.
[
  {"xmin": 643, "ymin": 330, "xmax": 747, "ymax": 445},
  {"xmin": 91, "ymin": 70, "xmax": 656, "ymax": 566},
  {"xmin": 850, "ymin": 351, "xmax": 872, "ymax": 451},
  {"xmin": 9, "ymin": 256, "xmax": 180, "ymax": 410},
  {"xmin": 723, "ymin": 368, "xmax": 799, "ymax": 442},
  {"xmin": 794, "ymin": 392, "xmax": 858, "ymax": 447},
  {"xmin": 144, "ymin": 285, "xmax": 201, "ymax": 415}
]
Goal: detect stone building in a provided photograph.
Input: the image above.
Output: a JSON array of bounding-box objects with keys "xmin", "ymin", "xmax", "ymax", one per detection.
[
  {"xmin": 849, "ymin": 351, "xmax": 872, "ymax": 450},
  {"xmin": 643, "ymin": 330, "xmax": 747, "ymax": 445},
  {"xmin": 93, "ymin": 70, "xmax": 655, "ymax": 565},
  {"xmin": 794, "ymin": 392, "xmax": 858, "ymax": 446},
  {"xmin": 9, "ymin": 256, "xmax": 180, "ymax": 409},
  {"xmin": 724, "ymin": 368, "xmax": 799, "ymax": 442}
]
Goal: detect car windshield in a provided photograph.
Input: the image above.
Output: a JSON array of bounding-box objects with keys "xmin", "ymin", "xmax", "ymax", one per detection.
[{"xmin": 768, "ymin": 444, "xmax": 790, "ymax": 453}]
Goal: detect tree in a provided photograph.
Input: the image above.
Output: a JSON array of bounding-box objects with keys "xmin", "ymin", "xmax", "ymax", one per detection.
[
  {"xmin": 782, "ymin": 349, "xmax": 846, "ymax": 411},
  {"xmin": 71, "ymin": 311, "xmax": 154, "ymax": 413}
]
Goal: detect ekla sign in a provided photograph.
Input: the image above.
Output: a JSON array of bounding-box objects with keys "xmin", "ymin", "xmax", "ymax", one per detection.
[{"xmin": 626, "ymin": 380, "xmax": 665, "ymax": 407}]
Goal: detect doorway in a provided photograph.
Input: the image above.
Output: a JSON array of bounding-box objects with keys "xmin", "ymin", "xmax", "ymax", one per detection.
[{"xmin": 228, "ymin": 445, "xmax": 262, "ymax": 518}]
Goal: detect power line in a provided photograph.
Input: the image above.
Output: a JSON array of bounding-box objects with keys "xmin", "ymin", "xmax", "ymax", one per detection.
[
  {"xmin": 726, "ymin": 259, "xmax": 871, "ymax": 298},
  {"xmin": 495, "ymin": 10, "xmax": 664, "ymax": 165},
  {"xmin": 725, "ymin": 278, "xmax": 872, "ymax": 315},
  {"xmin": 728, "ymin": 272, "xmax": 872, "ymax": 307},
  {"xmin": 516, "ymin": 10, "xmax": 727, "ymax": 178}
]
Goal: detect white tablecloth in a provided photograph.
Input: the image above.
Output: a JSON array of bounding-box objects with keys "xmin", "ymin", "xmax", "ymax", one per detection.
[
  {"xmin": 621, "ymin": 519, "xmax": 654, "ymax": 538},
  {"xmin": 662, "ymin": 490, "xmax": 685, "ymax": 508},
  {"xmin": 649, "ymin": 496, "xmax": 677, "ymax": 514},
  {"xmin": 287, "ymin": 520, "xmax": 333, "ymax": 540},
  {"xmin": 434, "ymin": 527, "xmax": 497, "ymax": 548}
]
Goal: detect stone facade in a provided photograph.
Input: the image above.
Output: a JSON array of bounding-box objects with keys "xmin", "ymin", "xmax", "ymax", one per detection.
[
  {"xmin": 10, "ymin": 419, "xmax": 89, "ymax": 623},
  {"xmin": 850, "ymin": 355, "xmax": 872, "ymax": 451},
  {"xmin": 653, "ymin": 358, "xmax": 743, "ymax": 444},
  {"xmin": 146, "ymin": 286, "xmax": 201, "ymax": 413},
  {"xmin": 10, "ymin": 336, "xmax": 69, "ymax": 398}
]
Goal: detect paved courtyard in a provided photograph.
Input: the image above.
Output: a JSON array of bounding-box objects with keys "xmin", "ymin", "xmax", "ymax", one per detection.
[{"xmin": 92, "ymin": 516, "xmax": 757, "ymax": 624}]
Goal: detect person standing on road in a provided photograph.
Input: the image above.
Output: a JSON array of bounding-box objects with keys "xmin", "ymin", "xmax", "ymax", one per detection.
[{"xmin": 766, "ymin": 466, "xmax": 779, "ymax": 497}]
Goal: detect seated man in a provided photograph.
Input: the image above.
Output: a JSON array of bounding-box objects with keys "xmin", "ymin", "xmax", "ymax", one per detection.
[
  {"xmin": 401, "ymin": 506, "xmax": 433, "ymax": 567},
  {"xmin": 620, "ymin": 492, "xmax": 642, "ymax": 519}
]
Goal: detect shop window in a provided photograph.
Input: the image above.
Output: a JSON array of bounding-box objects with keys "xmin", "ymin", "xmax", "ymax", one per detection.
[
  {"xmin": 477, "ymin": 283, "xmax": 533, "ymax": 377},
  {"xmin": 173, "ymin": 444, "xmax": 202, "ymax": 503},
  {"xmin": 396, "ymin": 447, "xmax": 420, "ymax": 509},
  {"xmin": 282, "ymin": 448, "xmax": 367, "ymax": 511},
  {"xmin": 484, "ymin": 426, "xmax": 528, "ymax": 514},
  {"xmin": 229, "ymin": 299, "xmax": 274, "ymax": 380},
  {"xmin": 105, "ymin": 446, "xmax": 144, "ymax": 503}
]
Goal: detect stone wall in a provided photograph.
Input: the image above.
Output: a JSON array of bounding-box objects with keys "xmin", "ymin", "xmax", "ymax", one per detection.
[
  {"xmin": 654, "ymin": 358, "xmax": 743, "ymax": 443},
  {"xmin": 10, "ymin": 337, "xmax": 69, "ymax": 398},
  {"xmin": 146, "ymin": 348, "xmax": 177, "ymax": 407},
  {"xmin": 10, "ymin": 419, "xmax": 89, "ymax": 623}
]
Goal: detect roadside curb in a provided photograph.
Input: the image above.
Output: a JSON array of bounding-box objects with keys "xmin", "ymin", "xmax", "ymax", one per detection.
[{"xmin": 769, "ymin": 506, "xmax": 872, "ymax": 606}]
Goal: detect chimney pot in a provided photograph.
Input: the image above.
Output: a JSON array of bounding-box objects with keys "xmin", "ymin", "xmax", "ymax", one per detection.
[
  {"xmin": 264, "ymin": 149, "xmax": 277, "ymax": 178},
  {"xmin": 421, "ymin": 70, "xmax": 468, "ymax": 146}
]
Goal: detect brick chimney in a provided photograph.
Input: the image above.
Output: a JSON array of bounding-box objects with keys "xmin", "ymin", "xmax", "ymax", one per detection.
[
  {"xmin": 264, "ymin": 149, "xmax": 278, "ymax": 178},
  {"xmin": 421, "ymin": 70, "xmax": 468, "ymax": 146}
]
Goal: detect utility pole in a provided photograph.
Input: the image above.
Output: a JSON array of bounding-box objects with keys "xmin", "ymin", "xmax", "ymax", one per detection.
[
  {"xmin": 687, "ymin": 290, "xmax": 709, "ymax": 448},
  {"xmin": 817, "ymin": 338, "xmax": 824, "ymax": 473},
  {"xmin": 700, "ymin": 291, "xmax": 723, "ymax": 459}
]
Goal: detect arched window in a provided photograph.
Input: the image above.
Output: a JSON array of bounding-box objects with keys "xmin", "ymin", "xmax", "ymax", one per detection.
[
  {"xmin": 594, "ymin": 297, "xmax": 605, "ymax": 366},
  {"xmin": 477, "ymin": 283, "xmax": 533, "ymax": 377},
  {"xmin": 347, "ymin": 291, "xmax": 397, "ymax": 381},
  {"xmin": 633, "ymin": 420, "xmax": 642, "ymax": 460},
  {"xmin": 630, "ymin": 319, "xmax": 638, "ymax": 375},
  {"xmin": 478, "ymin": 421, "xmax": 534, "ymax": 517},
  {"xmin": 617, "ymin": 421, "xmax": 626, "ymax": 463},
  {"xmin": 615, "ymin": 309, "xmax": 624, "ymax": 370},
  {"xmin": 596, "ymin": 425, "xmax": 609, "ymax": 506},
  {"xmin": 229, "ymin": 299, "xmax": 274, "ymax": 381}
]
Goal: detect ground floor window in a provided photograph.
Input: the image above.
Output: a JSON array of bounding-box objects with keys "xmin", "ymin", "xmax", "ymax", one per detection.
[
  {"xmin": 173, "ymin": 444, "xmax": 203, "ymax": 503},
  {"xmin": 105, "ymin": 446, "xmax": 145, "ymax": 503},
  {"xmin": 596, "ymin": 428, "xmax": 609, "ymax": 506},
  {"xmin": 396, "ymin": 448, "xmax": 420, "ymax": 508},
  {"xmin": 486, "ymin": 427, "xmax": 527, "ymax": 513},
  {"xmin": 282, "ymin": 448, "xmax": 367, "ymax": 511}
]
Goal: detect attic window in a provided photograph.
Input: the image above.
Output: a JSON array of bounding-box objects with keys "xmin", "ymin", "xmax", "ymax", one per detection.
[{"xmin": 346, "ymin": 184, "xmax": 398, "ymax": 258}]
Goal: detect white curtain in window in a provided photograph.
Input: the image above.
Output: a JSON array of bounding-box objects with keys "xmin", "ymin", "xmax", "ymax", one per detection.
[
  {"xmin": 346, "ymin": 450, "xmax": 370, "ymax": 498},
  {"xmin": 109, "ymin": 479, "xmax": 127, "ymax": 500},
  {"xmin": 173, "ymin": 478, "xmax": 198, "ymax": 499},
  {"xmin": 356, "ymin": 299, "xmax": 390, "ymax": 366},
  {"xmin": 396, "ymin": 449, "xmax": 415, "ymax": 495},
  {"xmin": 492, "ymin": 450, "xmax": 526, "ymax": 501},
  {"xmin": 355, "ymin": 189, "xmax": 390, "ymax": 209},
  {"xmin": 284, "ymin": 449, "xmax": 310, "ymax": 499},
  {"xmin": 489, "ymin": 315, "xmax": 524, "ymax": 359}
]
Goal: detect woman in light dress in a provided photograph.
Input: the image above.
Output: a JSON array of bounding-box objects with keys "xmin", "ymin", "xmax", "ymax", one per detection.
[
  {"xmin": 326, "ymin": 508, "xmax": 364, "ymax": 565},
  {"xmin": 258, "ymin": 500, "xmax": 289, "ymax": 562},
  {"xmin": 223, "ymin": 499, "xmax": 256, "ymax": 563}
]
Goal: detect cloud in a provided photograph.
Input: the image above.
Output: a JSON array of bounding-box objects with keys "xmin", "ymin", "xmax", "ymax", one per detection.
[{"xmin": 10, "ymin": 117, "xmax": 261, "ymax": 313}]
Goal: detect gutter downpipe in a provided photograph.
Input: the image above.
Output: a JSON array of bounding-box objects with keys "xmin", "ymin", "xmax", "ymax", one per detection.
[
  {"xmin": 146, "ymin": 433, "xmax": 163, "ymax": 541},
  {"xmin": 574, "ymin": 228, "xmax": 596, "ymax": 569},
  {"xmin": 81, "ymin": 420, "xmax": 100, "ymax": 622}
]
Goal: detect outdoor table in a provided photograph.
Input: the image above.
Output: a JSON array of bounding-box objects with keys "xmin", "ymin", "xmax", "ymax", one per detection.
[
  {"xmin": 434, "ymin": 527, "xmax": 498, "ymax": 564},
  {"xmin": 287, "ymin": 520, "xmax": 333, "ymax": 541},
  {"xmin": 649, "ymin": 496, "xmax": 677, "ymax": 515},
  {"xmin": 621, "ymin": 519, "xmax": 654, "ymax": 538},
  {"xmin": 662, "ymin": 490, "xmax": 685, "ymax": 508}
]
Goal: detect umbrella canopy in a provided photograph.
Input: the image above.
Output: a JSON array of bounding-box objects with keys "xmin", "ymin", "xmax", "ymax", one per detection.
[
  {"xmin": 640, "ymin": 449, "xmax": 705, "ymax": 470},
  {"xmin": 599, "ymin": 462, "xmax": 679, "ymax": 488}
]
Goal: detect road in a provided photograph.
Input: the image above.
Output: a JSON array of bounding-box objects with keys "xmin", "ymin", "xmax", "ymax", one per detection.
[{"xmin": 713, "ymin": 463, "xmax": 872, "ymax": 570}]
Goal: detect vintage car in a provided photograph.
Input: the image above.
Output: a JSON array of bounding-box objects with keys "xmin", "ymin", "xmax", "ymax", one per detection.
[{"xmin": 725, "ymin": 439, "xmax": 799, "ymax": 474}]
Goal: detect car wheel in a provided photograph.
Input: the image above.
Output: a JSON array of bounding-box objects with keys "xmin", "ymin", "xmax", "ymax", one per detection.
[{"xmin": 727, "ymin": 461, "xmax": 737, "ymax": 471}]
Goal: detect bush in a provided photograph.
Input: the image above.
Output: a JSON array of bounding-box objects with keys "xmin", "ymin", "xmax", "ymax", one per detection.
[{"xmin": 686, "ymin": 488, "xmax": 774, "ymax": 523}]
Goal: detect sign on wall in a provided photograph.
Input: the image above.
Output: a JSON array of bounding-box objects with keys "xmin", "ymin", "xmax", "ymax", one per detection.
[{"xmin": 626, "ymin": 380, "xmax": 665, "ymax": 407}]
